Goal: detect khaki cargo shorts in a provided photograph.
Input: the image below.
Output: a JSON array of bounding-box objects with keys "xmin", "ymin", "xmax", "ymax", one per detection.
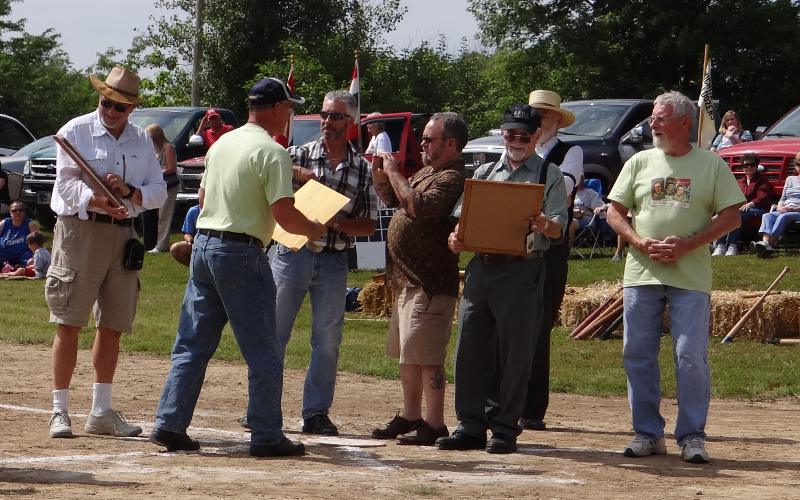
[
  {"xmin": 45, "ymin": 215, "xmax": 140, "ymax": 333},
  {"xmin": 387, "ymin": 287, "xmax": 457, "ymax": 365}
]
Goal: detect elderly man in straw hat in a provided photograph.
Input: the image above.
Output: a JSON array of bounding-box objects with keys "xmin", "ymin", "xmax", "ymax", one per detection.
[
  {"xmin": 520, "ymin": 90, "xmax": 584, "ymax": 432},
  {"xmin": 46, "ymin": 66, "xmax": 166, "ymax": 439}
]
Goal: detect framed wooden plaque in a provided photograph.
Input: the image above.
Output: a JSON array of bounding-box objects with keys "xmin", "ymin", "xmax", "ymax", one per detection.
[{"xmin": 456, "ymin": 178, "xmax": 544, "ymax": 256}]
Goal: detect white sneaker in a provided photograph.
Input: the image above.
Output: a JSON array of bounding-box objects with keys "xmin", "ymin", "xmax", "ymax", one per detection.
[
  {"xmin": 681, "ymin": 435, "xmax": 710, "ymax": 463},
  {"xmin": 49, "ymin": 411, "xmax": 73, "ymax": 438},
  {"xmin": 725, "ymin": 244, "xmax": 738, "ymax": 256},
  {"xmin": 611, "ymin": 254, "xmax": 623, "ymax": 262},
  {"xmin": 711, "ymin": 243, "xmax": 726, "ymax": 256},
  {"xmin": 85, "ymin": 409, "xmax": 142, "ymax": 437},
  {"xmin": 623, "ymin": 434, "xmax": 667, "ymax": 457}
]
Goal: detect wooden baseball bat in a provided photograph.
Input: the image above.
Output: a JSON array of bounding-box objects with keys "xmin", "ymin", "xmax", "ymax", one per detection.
[
  {"xmin": 569, "ymin": 287, "xmax": 622, "ymax": 338},
  {"xmin": 575, "ymin": 299, "xmax": 623, "ymax": 339},
  {"xmin": 54, "ymin": 135, "xmax": 125, "ymax": 208},
  {"xmin": 721, "ymin": 267, "xmax": 790, "ymax": 344}
]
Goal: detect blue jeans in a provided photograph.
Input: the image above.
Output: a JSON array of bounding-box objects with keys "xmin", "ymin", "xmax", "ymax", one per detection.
[
  {"xmin": 622, "ymin": 285, "xmax": 710, "ymax": 444},
  {"xmin": 717, "ymin": 206, "xmax": 765, "ymax": 245},
  {"xmin": 271, "ymin": 244, "xmax": 348, "ymax": 419},
  {"xmin": 154, "ymin": 233, "xmax": 286, "ymax": 445},
  {"xmin": 758, "ymin": 211, "xmax": 800, "ymax": 240}
]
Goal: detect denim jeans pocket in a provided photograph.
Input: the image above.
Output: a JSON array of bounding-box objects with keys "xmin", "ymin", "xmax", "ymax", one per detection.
[{"xmin": 212, "ymin": 251, "xmax": 249, "ymax": 291}]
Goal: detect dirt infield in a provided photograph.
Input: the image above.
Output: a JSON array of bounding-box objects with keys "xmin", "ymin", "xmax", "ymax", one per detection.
[{"xmin": 1, "ymin": 343, "xmax": 798, "ymax": 499}]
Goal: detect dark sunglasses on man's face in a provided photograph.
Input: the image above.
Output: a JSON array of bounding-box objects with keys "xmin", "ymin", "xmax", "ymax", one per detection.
[
  {"xmin": 10, "ymin": 208, "xmax": 25, "ymax": 213},
  {"xmin": 100, "ymin": 98, "xmax": 130, "ymax": 113},
  {"xmin": 743, "ymin": 163, "xmax": 757, "ymax": 168},
  {"xmin": 503, "ymin": 133, "xmax": 533, "ymax": 144},
  {"xmin": 319, "ymin": 111, "xmax": 349, "ymax": 121}
]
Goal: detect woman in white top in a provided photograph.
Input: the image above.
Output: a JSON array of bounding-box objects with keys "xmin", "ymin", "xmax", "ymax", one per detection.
[{"xmin": 146, "ymin": 124, "xmax": 179, "ymax": 253}]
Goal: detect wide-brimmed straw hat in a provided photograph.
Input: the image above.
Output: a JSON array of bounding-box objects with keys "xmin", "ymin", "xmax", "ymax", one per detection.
[
  {"xmin": 528, "ymin": 90, "xmax": 575, "ymax": 127},
  {"xmin": 89, "ymin": 66, "xmax": 142, "ymax": 105}
]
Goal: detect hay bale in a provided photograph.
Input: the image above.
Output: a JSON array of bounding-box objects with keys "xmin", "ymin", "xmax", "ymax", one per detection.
[
  {"xmin": 358, "ymin": 274, "xmax": 394, "ymax": 318},
  {"xmin": 560, "ymin": 282, "xmax": 800, "ymax": 340}
]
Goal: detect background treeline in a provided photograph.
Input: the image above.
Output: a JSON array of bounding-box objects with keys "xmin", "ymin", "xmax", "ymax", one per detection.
[{"xmin": 2, "ymin": 0, "xmax": 799, "ymax": 139}]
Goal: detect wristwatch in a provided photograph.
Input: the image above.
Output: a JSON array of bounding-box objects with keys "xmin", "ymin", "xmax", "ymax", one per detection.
[{"xmin": 122, "ymin": 183, "xmax": 136, "ymax": 199}]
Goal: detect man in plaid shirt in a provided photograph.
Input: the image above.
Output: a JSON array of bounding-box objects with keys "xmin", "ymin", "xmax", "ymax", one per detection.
[{"xmin": 272, "ymin": 90, "xmax": 377, "ymax": 436}]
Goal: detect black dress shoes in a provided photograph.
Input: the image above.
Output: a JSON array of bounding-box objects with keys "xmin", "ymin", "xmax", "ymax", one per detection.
[
  {"xmin": 150, "ymin": 427, "xmax": 200, "ymax": 452},
  {"xmin": 372, "ymin": 411, "xmax": 423, "ymax": 439},
  {"xmin": 396, "ymin": 422, "xmax": 448, "ymax": 446},
  {"xmin": 520, "ymin": 418, "xmax": 547, "ymax": 431},
  {"xmin": 302, "ymin": 414, "xmax": 339, "ymax": 436},
  {"xmin": 486, "ymin": 432, "xmax": 517, "ymax": 454},
  {"xmin": 435, "ymin": 430, "xmax": 486, "ymax": 451},
  {"xmin": 250, "ymin": 437, "xmax": 306, "ymax": 457}
]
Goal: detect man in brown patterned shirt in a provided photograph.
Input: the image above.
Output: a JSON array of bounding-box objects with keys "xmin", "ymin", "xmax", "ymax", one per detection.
[{"xmin": 369, "ymin": 112, "xmax": 467, "ymax": 446}]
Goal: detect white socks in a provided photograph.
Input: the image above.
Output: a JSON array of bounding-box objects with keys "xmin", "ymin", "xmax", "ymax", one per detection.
[
  {"xmin": 91, "ymin": 383, "xmax": 113, "ymax": 416},
  {"xmin": 52, "ymin": 389, "xmax": 69, "ymax": 413}
]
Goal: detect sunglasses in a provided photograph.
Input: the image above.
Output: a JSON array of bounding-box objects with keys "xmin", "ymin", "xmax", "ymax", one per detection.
[
  {"xmin": 421, "ymin": 136, "xmax": 452, "ymax": 144},
  {"xmin": 100, "ymin": 98, "xmax": 130, "ymax": 113},
  {"xmin": 743, "ymin": 163, "xmax": 757, "ymax": 168},
  {"xmin": 10, "ymin": 208, "xmax": 25, "ymax": 213},
  {"xmin": 319, "ymin": 111, "xmax": 350, "ymax": 121},
  {"xmin": 502, "ymin": 133, "xmax": 533, "ymax": 144}
]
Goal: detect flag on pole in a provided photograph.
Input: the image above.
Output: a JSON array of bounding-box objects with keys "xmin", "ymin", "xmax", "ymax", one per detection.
[
  {"xmin": 283, "ymin": 56, "xmax": 296, "ymax": 147},
  {"xmin": 697, "ymin": 59, "xmax": 716, "ymax": 150},
  {"xmin": 348, "ymin": 52, "xmax": 361, "ymax": 149}
]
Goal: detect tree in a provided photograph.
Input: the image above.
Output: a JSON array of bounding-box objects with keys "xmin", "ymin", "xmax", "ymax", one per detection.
[{"xmin": 468, "ymin": 0, "xmax": 800, "ymax": 126}]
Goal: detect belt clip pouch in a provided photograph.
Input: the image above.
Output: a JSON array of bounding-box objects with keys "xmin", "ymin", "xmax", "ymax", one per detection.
[
  {"xmin": 123, "ymin": 238, "xmax": 145, "ymax": 270},
  {"xmin": 525, "ymin": 231, "xmax": 536, "ymax": 254}
]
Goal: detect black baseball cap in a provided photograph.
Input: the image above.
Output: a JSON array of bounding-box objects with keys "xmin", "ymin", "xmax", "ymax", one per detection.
[
  {"xmin": 248, "ymin": 77, "xmax": 305, "ymax": 105},
  {"xmin": 500, "ymin": 103, "xmax": 542, "ymax": 133}
]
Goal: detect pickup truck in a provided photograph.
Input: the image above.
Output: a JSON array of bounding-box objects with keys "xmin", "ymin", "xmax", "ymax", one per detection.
[
  {"xmin": 0, "ymin": 114, "xmax": 36, "ymax": 156},
  {"xmin": 20, "ymin": 107, "xmax": 238, "ymax": 226}
]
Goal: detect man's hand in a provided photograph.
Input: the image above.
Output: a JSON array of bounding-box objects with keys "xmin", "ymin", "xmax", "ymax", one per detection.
[
  {"xmin": 593, "ymin": 206, "xmax": 605, "ymax": 215},
  {"xmin": 104, "ymin": 173, "xmax": 130, "ymax": 196},
  {"xmin": 648, "ymin": 235, "xmax": 691, "ymax": 263},
  {"xmin": 371, "ymin": 162, "xmax": 389, "ymax": 184},
  {"xmin": 294, "ymin": 166, "xmax": 317, "ymax": 184},
  {"xmin": 88, "ymin": 194, "xmax": 128, "ymax": 219},
  {"xmin": 381, "ymin": 152, "xmax": 400, "ymax": 174},
  {"xmin": 448, "ymin": 226, "xmax": 464, "ymax": 254},
  {"xmin": 740, "ymin": 202, "xmax": 754, "ymax": 212},
  {"xmin": 307, "ymin": 219, "xmax": 326, "ymax": 242},
  {"xmin": 631, "ymin": 236, "xmax": 661, "ymax": 256}
]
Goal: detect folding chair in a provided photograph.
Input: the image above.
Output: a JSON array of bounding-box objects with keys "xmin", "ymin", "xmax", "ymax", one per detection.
[{"xmin": 571, "ymin": 213, "xmax": 602, "ymax": 259}]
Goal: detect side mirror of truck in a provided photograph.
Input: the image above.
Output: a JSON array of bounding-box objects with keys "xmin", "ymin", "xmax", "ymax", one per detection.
[
  {"xmin": 187, "ymin": 134, "xmax": 205, "ymax": 148},
  {"xmin": 754, "ymin": 126, "xmax": 767, "ymax": 140},
  {"xmin": 622, "ymin": 125, "xmax": 645, "ymax": 145}
]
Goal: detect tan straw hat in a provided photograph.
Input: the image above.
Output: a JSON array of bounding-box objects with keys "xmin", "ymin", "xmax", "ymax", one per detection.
[
  {"xmin": 89, "ymin": 66, "xmax": 142, "ymax": 105},
  {"xmin": 528, "ymin": 90, "xmax": 575, "ymax": 127}
]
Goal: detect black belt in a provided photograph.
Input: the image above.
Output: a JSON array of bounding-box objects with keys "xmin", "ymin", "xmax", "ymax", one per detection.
[
  {"xmin": 87, "ymin": 212, "xmax": 134, "ymax": 227},
  {"xmin": 476, "ymin": 251, "xmax": 542, "ymax": 264},
  {"xmin": 321, "ymin": 247, "xmax": 348, "ymax": 253},
  {"xmin": 198, "ymin": 229, "xmax": 263, "ymax": 248}
]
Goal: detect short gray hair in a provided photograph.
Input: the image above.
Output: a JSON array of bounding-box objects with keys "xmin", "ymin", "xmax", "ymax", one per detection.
[
  {"xmin": 654, "ymin": 91, "xmax": 695, "ymax": 120},
  {"xmin": 323, "ymin": 90, "xmax": 358, "ymax": 118},
  {"xmin": 430, "ymin": 112, "xmax": 468, "ymax": 151}
]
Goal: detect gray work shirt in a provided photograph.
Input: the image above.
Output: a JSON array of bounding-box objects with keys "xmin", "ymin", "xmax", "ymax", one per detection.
[{"xmin": 452, "ymin": 152, "xmax": 568, "ymax": 252}]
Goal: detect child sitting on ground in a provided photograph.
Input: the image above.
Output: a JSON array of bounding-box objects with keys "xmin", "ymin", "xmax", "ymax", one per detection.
[{"xmin": 1, "ymin": 231, "xmax": 50, "ymax": 278}]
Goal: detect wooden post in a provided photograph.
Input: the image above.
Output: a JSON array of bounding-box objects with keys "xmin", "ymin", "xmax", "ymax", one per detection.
[
  {"xmin": 721, "ymin": 267, "xmax": 790, "ymax": 343},
  {"xmin": 696, "ymin": 43, "xmax": 710, "ymax": 146}
]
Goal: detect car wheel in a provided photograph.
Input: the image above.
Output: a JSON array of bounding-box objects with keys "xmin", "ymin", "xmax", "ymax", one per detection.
[{"xmin": 36, "ymin": 204, "xmax": 57, "ymax": 228}]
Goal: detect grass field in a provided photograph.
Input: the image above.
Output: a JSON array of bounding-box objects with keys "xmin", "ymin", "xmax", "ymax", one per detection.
[{"xmin": 1, "ymin": 240, "xmax": 798, "ymax": 400}]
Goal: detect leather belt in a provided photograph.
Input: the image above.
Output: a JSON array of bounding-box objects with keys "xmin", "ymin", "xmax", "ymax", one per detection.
[
  {"xmin": 88, "ymin": 212, "xmax": 134, "ymax": 227},
  {"xmin": 198, "ymin": 229, "xmax": 263, "ymax": 248},
  {"xmin": 321, "ymin": 247, "xmax": 348, "ymax": 253},
  {"xmin": 476, "ymin": 251, "xmax": 542, "ymax": 264}
]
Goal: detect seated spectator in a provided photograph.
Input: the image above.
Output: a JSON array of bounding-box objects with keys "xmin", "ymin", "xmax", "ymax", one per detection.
[
  {"xmin": 569, "ymin": 178, "xmax": 608, "ymax": 244},
  {"xmin": 710, "ymin": 110, "xmax": 753, "ymax": 152},
  {"xmin": 170, "ymin": 203, "xmax": 200, "ymax": 267},
  {"xmin": 2, "ymin": 231, "xmax": 50, "ymax": 278},
  {"xmin": 195, "ymin": 108, "xmax": 234, "ymax": 149},
  {"xmin": 751, "ymin": 152, "xmax": 800, "ymax": 257},
  {"xmin": 0, "ymin": 200, "xmax": 38, "ymax": 268},
  {"xmin": 713, "ymin": 152, "xmax": 772, "ymax": 256}
]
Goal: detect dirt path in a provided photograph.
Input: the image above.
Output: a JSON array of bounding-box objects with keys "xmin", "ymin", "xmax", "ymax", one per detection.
[{"xmin": 0, "ymin": 343, "xmax": 797, "ymax": 499}]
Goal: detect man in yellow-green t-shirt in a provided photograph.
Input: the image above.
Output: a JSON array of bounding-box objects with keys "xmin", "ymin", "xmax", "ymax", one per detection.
[
  {"xmin": 607, "ymin": 91, "xmax": 744, "ymax": 465},
  {"xmin": 151, "ymin": 77, "xmax": 325, "ymax": 459}
]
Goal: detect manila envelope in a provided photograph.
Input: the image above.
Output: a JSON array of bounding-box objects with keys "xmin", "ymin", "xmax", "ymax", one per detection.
[{"xmin": 272, "ymin": 179, "xmax": 351, "ymax": 250}]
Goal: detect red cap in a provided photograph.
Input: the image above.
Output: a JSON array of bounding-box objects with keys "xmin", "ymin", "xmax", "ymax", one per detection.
[{"xmin": 205, "ymin": 108, "xmax": 220, "ymax": 118}]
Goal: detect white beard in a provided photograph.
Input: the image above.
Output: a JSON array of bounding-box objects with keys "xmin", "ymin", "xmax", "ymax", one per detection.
[{"xmin": 506, "ymin": 148, "xmax": 530, "ymax": 163}]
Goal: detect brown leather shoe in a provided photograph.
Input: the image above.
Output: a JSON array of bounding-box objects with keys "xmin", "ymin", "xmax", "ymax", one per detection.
[
  {"xmin": 372, "ymin": 411, "xmax": 422, "ymax": 439},
  {"xmin": 396, "ymin": 421, "xmax": 449, "ymax": 446}
]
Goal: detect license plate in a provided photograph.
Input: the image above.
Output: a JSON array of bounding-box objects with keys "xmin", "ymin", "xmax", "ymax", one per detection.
[{"xmin": 36, "ymin": 191, "xmax": 51, "ymax": 204}]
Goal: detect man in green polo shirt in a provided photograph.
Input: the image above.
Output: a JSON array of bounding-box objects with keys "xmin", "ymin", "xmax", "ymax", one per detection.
[{"xmin": 151, "ymin": 77, "xmax": 325, "ymax": 458}]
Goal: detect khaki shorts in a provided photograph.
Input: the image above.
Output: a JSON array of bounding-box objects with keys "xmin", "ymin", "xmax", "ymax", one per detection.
[
  {"xmin": 45, "ymin": 215, "xmax": 140, "ymax": 333},
  {"xmin": 387, "ymin": 287, "xmax": 456, "ymax": 365}
]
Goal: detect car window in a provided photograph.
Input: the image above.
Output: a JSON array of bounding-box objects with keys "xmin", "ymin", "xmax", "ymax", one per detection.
[
  {"xmin": 291, "ymin": 119, "xmax": 322, "ymax": 147},
  {"xmin": 11, "ymin": 136, "xmax": 54, "ymax": 157},
  {"xmin": 561, "ymin": 104, "xmax": 630, "ymax": 137},
  {"xmin": 130, "ymin": 110, "xmax": 195, "ymax": 143},
  {"xmin": 764, "ymin": 105, "xmax": 800, "ymax": 138},
  {"xmin": 0, "ymin": 117, "xmax": 35, "ymax": 150}
]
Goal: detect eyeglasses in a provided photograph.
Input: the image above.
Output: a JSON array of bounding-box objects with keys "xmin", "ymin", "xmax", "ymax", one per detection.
[
  {"xmin": 421, "ymin": 136, "xmax": 452, "ymax": 144},
  {"xmin": 319, "ymin": 111, "xmax": 350, "ymax": 121},
  {"xmin": 647, "ymin": 115, "xmax": 680, "ymax": 126},
  {"xmin": 100, "ymin": 98, "xmax": 130, "ymax": 113},
  {"xmin": 10, "ymin": 208, "xmax": 25, "ymax": 213},
  {"xmin": 743, "ymin": 163, "xmax": 758, "ymax": 168},
  {"xmin": 502, "ymin": 133, "xmax": 533, "ymax": 144}
]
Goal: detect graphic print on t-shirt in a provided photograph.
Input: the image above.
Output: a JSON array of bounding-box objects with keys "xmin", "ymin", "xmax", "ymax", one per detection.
[{"xmin": 652, "ymin": 177, "xmax": 691, "ymax": 208}]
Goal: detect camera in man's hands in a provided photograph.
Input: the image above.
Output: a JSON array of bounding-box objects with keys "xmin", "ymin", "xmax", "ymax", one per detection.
[{"xmin": 372, "ymin": 155, "xmax": 383, "ymax": 170}]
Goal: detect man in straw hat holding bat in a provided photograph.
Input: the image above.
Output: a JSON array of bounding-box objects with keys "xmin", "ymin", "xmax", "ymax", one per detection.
[
  {"xmin": 606, "ymin": 91, "xmax": 744, "ymax": 463},
  {"xmin": 46, "ymin": 66, "xmax": 166, "ymax": 439}
]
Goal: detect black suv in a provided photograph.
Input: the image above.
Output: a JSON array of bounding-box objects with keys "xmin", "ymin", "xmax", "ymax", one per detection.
[
  {"xmin": 21, "ymin": 107, "xmax": 237, "ymax": 226},
  {"xmin": 461, "ymin": 99, "xmax": 654, "ymax": 191}
]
